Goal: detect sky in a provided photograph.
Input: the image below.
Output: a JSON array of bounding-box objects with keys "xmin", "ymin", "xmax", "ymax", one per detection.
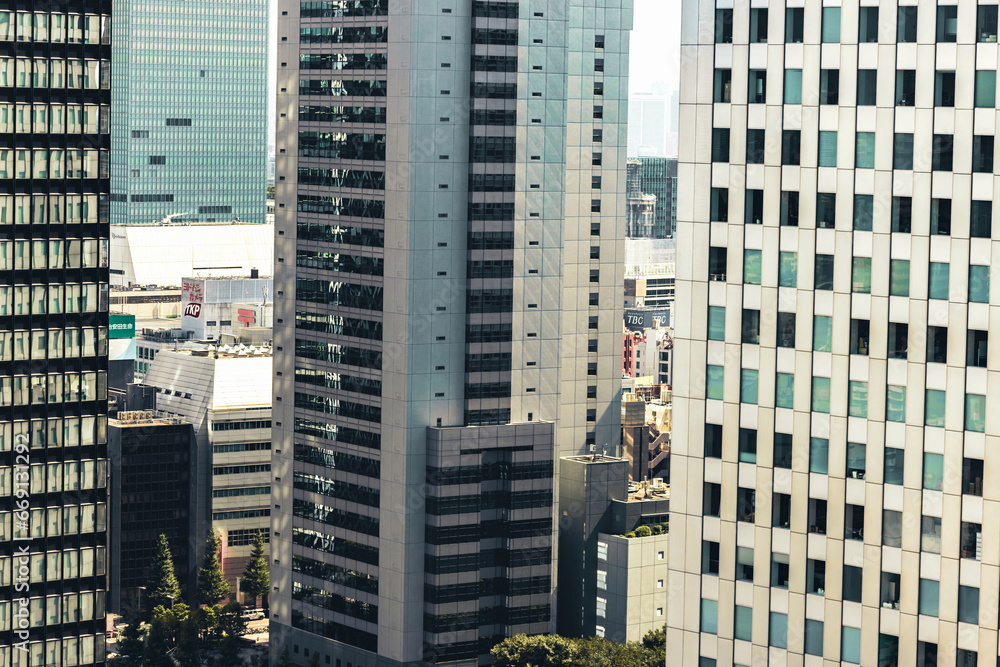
[{"xmin": 628, "ymin": 0, "xmax": 682, "ymax": 96}]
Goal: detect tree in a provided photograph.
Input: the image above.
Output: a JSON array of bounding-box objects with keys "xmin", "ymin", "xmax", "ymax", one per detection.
[
  {"xmin": 571, "ymin": 637, "xmax": 654, "ymax": 667},
  {"xmin": 147, "ymin": 534, "xmax": 182, "ymax": 611},
  {"xmin": 308, "ymin": 651, "xmax": 321, "ymax": 667},
  {"xmin": 242, "ymin": 531, "xmax": 270, "ymax": 609},
  {"xmin": 276, "ymin": 646, "xmax": 294, "ymax": 667},
  {"xmin": 491, "ymin": 634, "xmax": 577, "ymax": 667},
  {"xmin": 197, "ymin": 530, "xmax": 231, "ymax": 605},
  {"xmin": 641, "ymin": 625, "xmax": 666, "ymax": 653},
  {"xmin": 112, "ymin": 613, "xmax": 146, "ymax": 667}
]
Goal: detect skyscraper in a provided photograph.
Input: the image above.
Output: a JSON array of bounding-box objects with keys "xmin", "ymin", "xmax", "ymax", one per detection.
[
  {"xmin": 672, "ymin": 2, "xmax": 1000, "ymax": 665},
  {"xmin": 271, "ymin": 0, "xmax": 631, "ymax": 664},
  {"xmin": 109, "ymin": 0, "xmax": 268, "ymax": 225},
  {"xmin": 0, "ymin": 5, "xmax": 111, "ymax": 666}
]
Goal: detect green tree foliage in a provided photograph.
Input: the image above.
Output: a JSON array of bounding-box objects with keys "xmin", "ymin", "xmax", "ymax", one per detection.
[
  {"xmin": 490, "ymin": 632, "xmax": 664, "ymax": 667},
  {"xmin": 308, "ymin": 651, "xmax": 321, "ymax": 667},
  {"xmin": 241, "ymin": 531, "xmax": 270, "ymax": 609},
  {"xmin": 276, "ymin": 646, "xmax": 294, "ymax": 667},
  {"xmin": 197, "ymin": 530, "xmax": 232, "ymax": 605},
  {"xmin": 641, "ymin": 625, "xmax": 666, "ymax": 653},
  {"xmin": 491, "ymin": 634, "xmax": 577, "ymax": 667},
  {"xmin": 147, "ymin": 534, "xmax": 182, "ymax": 611},
  {"xmin": 634, "ymin": 525, "xmax": 653, "ymax": 538},
  {"xmin": 112, "ymin": 613, "xmax": 146, "ymax": 667}
]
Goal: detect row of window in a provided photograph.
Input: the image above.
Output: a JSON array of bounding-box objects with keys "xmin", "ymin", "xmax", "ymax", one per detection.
[
  {"xmin": 292, "ymin": 526, "xmax": 379, "ymax": 566},
  {"xmin": 299, "ymin": 53, "xmax": 387, "ymax": 71},
  {"xmin": 298, "ymin": 104, "xmax": 386, "ymax": 125},
  {"xmin": 295, "ymin": 367, "xmax": 382, "ymax": 396},
  {"xmin": 0, "ymin": 548, "xmax": 106, "ymax": 587},
  {"xmin": 299, "ymin": 0, "xmax": 388, "ymax": 19},
  {"xmin": 714, "ymin": 5, "xmax": 996, "ymax": 46},
  {"xmin": 298, "ymin": 167, "xmax": 385, "ymax": 191},
  {"xmin": 0, "ymin": 372, "xmax": 106, "ymax": 407},
  {"xmin": 0, "ymin": 149, "xmax": 107, "ymax": 180},
  {"xmin": 0, "ymin": 58, "xmax": 109, "ymax": 90},
  {"xmin": 298, "ymin": 195, "xmax": 385, "ymax": 220},
  {"xmin": 1, "ymin": 103, "xmax": 107, "ymax": 134},
  {"xmin": 293, "ymin": 418, "xmax": 381, "ymax": 450},
  {"xmin": 0, "ymin": 329, "xmax": 105, "ymax": 361},
  {"xmin": 295, "ymin": 311, "xmax": 383, "ymax": 341},
  {"xmin": 298, "ymin": 131, "xmax": 386, "ymax": 161},
  {"xmin": 292, "ymin": 554, "xmax": 378, "ymax": 595},
  {"xmin": 296, "ymin": 251, "xmax": 383, "ymax": 276},
  {"xmin": 0, "ymin": 504, "xmax": 106, "ymax": 540},
  {"xmin": 424, "ymin": 547, "xmax": 551, "ymax": 574},
  {"xmin": 296, "ymin": 222, "xmax": 385, "ymax": 248},
  {"xmin": 709, "ymin": 361, "xmax": 989, "ymax": 429},
  {"xmin": 293, "ymin": 472, "xmax": 380, "ymax": 507},
  {"xmin": 712, "ymin": 128, "xmax": 978, "ymax": 173},
  {"xmin": 296, "ymin": 279, "xmax": 384, "ymax": 310},
  {"xmin": 0, "ymin": 416, "xmax": 107, "ymax": 451},
  {"xmin": 722, "ymin": 186, "xmax": 996, "ymax": 235},
  {"xmin": 0, "ymin": 193, "xmax": 109, "ymax": 225},
  {"xmin": 299, "ymin": 78, "xmax": 387, "ymax": 98},
  {"xmin": 293, "ymin": 443, "xmax": 380, "ymax": 478},
  {"xmin": 293, "ymin": 498, "xmax": 379, "ymax": 536},
  {"xmin": 711, "ymin": 247, "xmax": 990, "ymax": 303},
  {"xmin": 293, "ymin": 581, "xmax": 377, "ymax": 623},
  {"xmin": 0, "ymin": 12, "xmax": 108, "ymax": 44},
  {"xmin": 0, "ymin": 284, "xmax": 105, "ymax": 317}
]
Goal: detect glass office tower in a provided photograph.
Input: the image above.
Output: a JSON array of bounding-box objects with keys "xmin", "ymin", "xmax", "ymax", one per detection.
[
  {"xmin": 109, "ymin": 0, "xmax": 267, "ymax": 225},
  {"xmin": 673, "ymin": 1, "xmax": 1000, "ymax": 665},
  {"xmin": 0, "ymin": 4, "xmax": 111, "ymax": 666},
  {"xmin": 271, "ymin": 0, "xmax": 632, "ymax": 664}
]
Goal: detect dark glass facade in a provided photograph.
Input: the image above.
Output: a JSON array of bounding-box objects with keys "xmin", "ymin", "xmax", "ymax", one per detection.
[{"xmin": 0, "ymin": 3, "xmax": 111, "ymax": 665}]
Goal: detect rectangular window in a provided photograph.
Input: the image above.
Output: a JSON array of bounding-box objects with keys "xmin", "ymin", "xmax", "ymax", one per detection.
[
  {"xmin": 777, "ymin": 312, "xmax": 796, "ymax": 348},
  {"xmin": 781, "ymin": 130, "xmax": 800, "ymax": 165},
  {"xmin": 773, "ymin": 433, "xmax": 792, "ymax": 469},
  {"xmin": 924, "ymin": 452, "xmax": 945, "ymax": 490},
  {"xmin": 812, "ymin": 377, "xmax": 831, "ymax": 413},
  {"xmin": 843, "ymin": 566, "xmax": 863, "ymax": 604},
  {"xmin": 714, "ymin": 69, "xmax": 732, "ymax": 103},
  {"xmin": 859, "ymin": 6, "xmax": 879, "ymax": 42},
  {"xmin": 973, "ymin": 135, "xmax": 994, "ymax": 173},
  {"xmin": 970, "ymin": 200, "xmax": 992, "ymax": 238},
  {"xmin": 810, "ymin": 437, "xmax": 829, "ymax": 474},
  {"xmin": 931, "ymin": 198, "xmax": 951, "ymax": 235},
  {"xmin": 705, "ymin": 424, "xmax": 723, "ymax": 458},
  {"xmin": 898, "ymin": 6, "xmax": 918, "ymax": 42},
  {"xmin": 925, "ymin": 390, "xmax": 946, "ymax": 427},
  {"xmin": 780, "ymin": 191, "xmax": 799, "ymax": 226},
  {"xmin": 710, "ymin": 187, "xmax": 728, "ymax": 222},
  {"xmin": 820, "ymin": 70, "xmax": 840, "ymax": 106},
  {"xmin": 786, "ymin": 7, "xmax": 803, "ymax": 43},
  {"xmin": 854, "ymin": 195, "xmax": 873, "ymax": 231},
  {"xmin": 702, "ymin": 540, "xmax": 720, "ymax": 574},
  {"xmin": 776, "ymin": 373, "xmax": 794, "ymax": 409},
  {"xmin": 769, "ymin": 612, "xmax": 788, "ymax": 649},
  {"xmin": 746, "ymin": 129, "xmax": 765, "ymax": 164},
  {"xmin": 885, "ymin": 449, "xmax": 906, "ymax": 485},
  {"xmin": 958, "ymin": 586, "xmax": 980, "ymax": 625},
  {"xmin": 741, "ymin": 369, "xmax": 759, "ymax": 405},
  {"xmin": 927, "ymin": 327, "xmax": 948, "ymax": 363},
  {"xmin": 962, "ymin": 521, "xmax": 982, "ymax": 560},
  {"xmin": 922, "ymin": 515, "xmax": 942, "ymax": 554},
  {"xmin": 816, "ymin": 193, "xmax": 836, "ymax": 228},
  {"xmin": 701, "ymin": 599, "xmax": 718, "ymax": 634},
  {"xmin": 969, "ymin": 265, "xmax": 990, "ymax": 303},
  {"xmin": 707, "ymin": 306, "xmax": 725, "ymax": 341},
  {"xmin": 818, "ymin": 130, "xmax": 837, "ymax": 166},
  {"xmin": 855, "ymin": 132, "xmax": 875, "ymax": 168},
  {"xmin": 979, "ymin": 5, "xmax": 998, "ymax": 42},
  {"xmin": 968, "ymin": 330, "xmax": 988, "ymax": 368},
  {"xmin": 849, "ymin": 381, "xmax": 868, "ymax": 418},
  {"xmin": 929, "ymin": 262, "xmax": 950, "ymax": 300},
  {"xmin": 857, "ymin": 71, "xmax": 877, "ymax": 106},
  {"xmin": 938, "ymin": 5, "xmax": 958, "ymax": 42},
  {"xmin": 706, "ymin": 365, "xmax": 724, "ymax": 400},
  {"xmin": 965, "ymin": 394, "xmax": 986, "ymax": 432},
  {"xmin": 745, "ymin": 189, "xmax": 764, "ymax": 224},
  {"xmin": 813, "ymin": 315, "xmax": 832, "ymax": 351},
  {"xmin": 779, "ymin": 252, "xmax": 797, "ymax": 287},
  {"xmin": 784, "ymin": 69, "xmax": 802, "ymax": 104},
  {"xmin": 715, "ymin": 9, "xmax": 733, "ymax": 43},
  {"xmin": 893, "ymin": 133, "xmax": 913, "ymax": 170},
  {"xmin": 935, "ymin": 71, "xmax": 956, "ymax": 106},
  {"xmin": 744, "ymin": 249, "xmax": 762, "ymax": 285},
  {"xmin": 932, "ymin": 134, "xmax": 954, "ymax": 171},
  {"xmin": 890, "ymin": 260, "xmax": 910, "ymax": 296},
  {"xmin": 822, "ymin": 7, "xmax": 841, "ymax": 42},
  {"xmin": 892, "ymin": 196, "xmax": 912, "ymax": 232},
  {"xmin": 749, "ymin": 70, "xmax": 767, "ymax": 104},
  {"xmin": 742, "ymin": 309, "xmax": 761, "ymax": 344},
  {"xmin": 896, "ymin": 69, "xmax": 916, "ymax": 106},
  {"xmin": 847, "ymin": 442, "xmax": 866, "ymax": 478},
  {"xmin": 815, "ymin": 254, "xmax": 834, "ymax": 289},
  {"xmin": 887, "ymin": 386, "xmax": 906, "ymax": 423},
  {"xmin": 712, "ymin": 128, "xmax": 730, "ymax": 162},
  {"xmin": 883, "ymin": 509, "xmax": 903, "ymax": 547},
  {"xmin": 852, "ymin": 256, "xmax": 872, "ymax": 293},
  {"xmin": 734, "ymin": 605, "xmax": 753, "ymax": 641},
  {"xmin": 750, "ymin": 8, "xmax": 768, "ymax": 43},
  {"xmin": 976, "ymin": 70, "xmax": 996, "ymax": 107},
  {"xmin": 919, "ymin": 579, "xmax": 940, "ymax": 617},
  {"xmin": 738, "ymin": 428, "xmax": 757, "ymax": 464}
]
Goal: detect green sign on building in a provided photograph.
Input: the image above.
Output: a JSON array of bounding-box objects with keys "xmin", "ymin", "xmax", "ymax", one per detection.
[{"xmin": 109, "ymin": 314, "xmax": 136, "ymax": 339}]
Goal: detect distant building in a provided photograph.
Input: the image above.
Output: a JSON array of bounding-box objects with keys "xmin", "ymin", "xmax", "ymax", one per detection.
[
  {"xmin": 628, "ymin": 93, "xmax": 669, "ymax": 156},
  {"xmin": 627, "ymin": 194, "xmax": 658, "ymax": 238},
  {"xmin": 110, "ymin": 0, "xmax": 267, "ymax": 225},
  {"xmin": 143, "ymin": 347, "xmax": 272, "ymax": 596},
  {"xmin": 110, "ymin": 223, "xmax": 273, "ymax": 288},
  {"xmin": 109, "ymin": 411, "xmax": 199, "ymax": 613},
  {"xmin": 640, "ymin": 157, "xmax": 677, "ymax": 238},
  {"xmin": 621, "ymin": 397, "xmax": 670, "ymax": 483},
  {"xmin": 558, "ymin": 454, "xmax": 669, "ymax": 643},
  {"xmin": 625, "ymin": 239, "xmax": 676, "ymax": 310}
]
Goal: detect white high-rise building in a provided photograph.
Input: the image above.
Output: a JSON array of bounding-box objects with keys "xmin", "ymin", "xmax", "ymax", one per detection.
[{"xmin": 671, "ymin": 2, "xmax": 1000, "ymax": 666}]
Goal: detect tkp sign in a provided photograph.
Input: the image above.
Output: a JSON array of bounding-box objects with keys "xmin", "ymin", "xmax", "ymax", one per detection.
[{"xmin": 184, "ymin": 302, "xmax": 202, "ymax": 318}]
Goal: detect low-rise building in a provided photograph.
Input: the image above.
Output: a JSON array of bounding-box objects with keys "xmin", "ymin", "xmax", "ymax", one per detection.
[
  {"xmin": 142, "ymin": 345, "xmax": 272, "ymax": 597},
  {"xmin": 557, "ymin": 454, "xmax": 669, "ymax": 643}
]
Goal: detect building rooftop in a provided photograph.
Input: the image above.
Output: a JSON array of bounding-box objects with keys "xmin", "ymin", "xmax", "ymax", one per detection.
[
  {"xmin": 110, "ymin": 410, "xmax": 189, "ymax": 428},
  {"xmin": 563, "ymin": 453, "xmax": 626, "ymax": 464}
]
